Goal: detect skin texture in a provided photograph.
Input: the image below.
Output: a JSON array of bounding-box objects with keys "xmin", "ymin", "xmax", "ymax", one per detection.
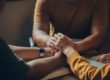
[
  {"xmin": 0, "ymin": 38, "xmax": 65, "ymax": 80},
  {"xmin": 47, "ymin": 33, "xmax": 76, "ymax": 55},
  {"xmin": 48, "ymin": 33, "xmax": 110, "ymax": 80},
  {"xmin": 27, "ymin": 51, "xmax": 66, "ymax": 80},
  {"xmin": 33, "ymin": 0, "xmax": 108, "ymax": 53},
  {"xmin": 9, "ymin": 45, "xmax": 58, "ymax": 60},
  {"xmin": 96, "ymin": 53, "xmax": 110, "ymax": 63},
  {"xmin": 9, "ymin": 45, "xmax": 65, "ymax": 80},
  {"xmin": 48, "ymin": 33, "xmax": 110, "ymax": 64},
  {"xmin": 0, "ymin": 2, "xmax": 65, "ymax": 79}
]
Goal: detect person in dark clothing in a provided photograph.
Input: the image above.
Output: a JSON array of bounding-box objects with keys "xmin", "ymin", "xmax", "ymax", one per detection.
[
  {"xmin": 0, "ymin": 1, "xmax": 65, "ymax": 80},
  {"xmin": 0, "ymin": 38, "xmax": 65, "ymax": 80}
]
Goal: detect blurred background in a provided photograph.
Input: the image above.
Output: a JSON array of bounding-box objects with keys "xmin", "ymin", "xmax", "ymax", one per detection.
[
  {"xmin": 0, "ymin": 0, "xmax": 36, "ymax": 46},
  {"xmin": 0, "ymin": 0, "xmax": 110, "ymax": 47}
]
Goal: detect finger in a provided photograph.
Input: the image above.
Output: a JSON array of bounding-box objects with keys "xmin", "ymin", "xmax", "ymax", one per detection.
[
  {"xmin": 107, "ymin": 53, "xmax": 110, "ymax": 58},
  {"xmin": 57, "ymin": 33, "xmax": 64, "ymax": 38},
  {"xmin": 50, "ymin": 38, "xmax": 59, "ymax": 46},
  {"xmin": 47, "ymin": 41, "xmax": 55, "ymax": 46},
  {"xmin": 58, "ymin": 45, "xmax": 63, "ymax": 49},
  {"xmin": 58, "ymin": 33, "xmax": 70, "ymax": 39},
  {"xmin": 55, "ymin": 51, "xmax": 62, "ymax": 56},
  {"xmin": 47, "ymin": 41, "xmax": 51, "ymax": 46},
  {"xmin": 51, "ymin": 39, "xmax": 61, "ymax": 47},
  {"xmin": 99, "ymin": 55, "xmax": 106, "ymax": 62},
  {"xmin": 54, "ymin": 34, "xmax": 61, "ymax": 40},
  {"xmin": 47, "ymin": 37, "xmax": 57, "ymax": 46},
  {"xmin": 50, "ymin": 51, "xmax": 55, "ymax": 56},
  {"xmin": 50, "ymin": 37, "xmax": 57, "ymax": 42},
  {"xmin": 51, "ymin": 50, "xmax": 55, "ymax": 54},
  {"xmin": 96, "ymin": 57, "xmax": 100, "ymax": 62}
]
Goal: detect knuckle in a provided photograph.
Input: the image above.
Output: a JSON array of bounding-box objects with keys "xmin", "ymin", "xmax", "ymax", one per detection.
[{"xmin": 55, "ymin": 42, "xmax": 59, "ymax": 46}]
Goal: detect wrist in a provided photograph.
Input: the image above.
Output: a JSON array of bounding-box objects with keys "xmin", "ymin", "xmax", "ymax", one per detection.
[
  {"xmin": 73, "ymin": 42, "xmax": 82, "ymax": 52},
  {"xmin": 64, "ymin": 46, "xmax": 79, "ymax": 57},
  {"xmin": 39, "ymin": 47, "xmax": 45, "ymax": 58}
]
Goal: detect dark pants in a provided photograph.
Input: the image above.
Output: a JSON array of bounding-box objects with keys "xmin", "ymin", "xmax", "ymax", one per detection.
[{"xmin": 0, "ymin": 38, "xmax": 29, "ymax": 80}]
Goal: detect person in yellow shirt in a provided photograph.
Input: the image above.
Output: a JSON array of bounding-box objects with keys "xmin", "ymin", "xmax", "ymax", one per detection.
[
  {"xmin": 48, "ymin": 33, "xmax": 110, "ymax": 80},
  {"xmin": 0, "ymin": 1, "xmax": 65, "ymax": 80},
  {"xmin": 33, "ymin": 0, "xmax": 108, "ymax": 53}
]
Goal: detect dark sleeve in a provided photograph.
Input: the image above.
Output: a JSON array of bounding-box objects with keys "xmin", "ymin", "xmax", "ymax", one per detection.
[{"xmin": 0, "ymin": 38, "xmax": 29, "ymax": 80}]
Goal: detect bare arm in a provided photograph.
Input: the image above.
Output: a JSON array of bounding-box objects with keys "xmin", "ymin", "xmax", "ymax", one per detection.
[
  {"xmin": 9, "ymin": 45, "xmax": 56, "ymax": 60},
  {"xmin": 27, "ymin": 51, "xmax": 66, "ymax": 79},
  {"xmin": 48, "ymin": 33, "xmax": 110, "ymax": 80},
  {"xmin": 9, "ymin": 45, "xmax": 40, "ymax": 60},
  {"xmin": 33, "ymin": 0, "xmax": 50, "ymax": 46},
  {"xmin": 74, "ymin": 0, "xmax": 108, "ymax": 52},
  {"xmin": 96, "ymin": 53, "xmax": 110, "ymax": 63}
]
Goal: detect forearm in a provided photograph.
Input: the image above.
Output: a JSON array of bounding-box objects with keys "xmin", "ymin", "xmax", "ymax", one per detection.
[
  {"xmin": 27, "ymin": 54, "xmax": 65, "ymax": 79},
  {"xmin": 33, "ymin": 22, "xmax": 50, "ymax": 47},
  {"xmin": 33, "ymin": 30, "xmax": 50, "ymax": 46},
  {"xmin": 9, "ymin": 45, "xmax": 40, "ymax": 60},
  {"xmin": 75, "ymin": 0, "xmax": 108, "ymax": 53},
  {"xmin": 68, "ymin": 53, "xmax": 110, "ymax": 80},
  {"xmin": 65, "ymin": 48, "xmax": 110, "ymax": 80},
  {"xmin": 74, "ymin": 33, "xmax": 105, "ymax": 52},
  {"xmin": 33, "ymin": 0, "xmax": 50, "ymax": 46}
]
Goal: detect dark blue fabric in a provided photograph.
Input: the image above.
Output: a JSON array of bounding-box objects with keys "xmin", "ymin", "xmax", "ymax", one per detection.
[{"xmin": 0, "ymin": 38, "xmax": 29, "ymax": 80}]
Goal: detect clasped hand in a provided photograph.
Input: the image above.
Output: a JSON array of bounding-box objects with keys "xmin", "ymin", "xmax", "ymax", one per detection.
[{"xmin": 47, "ymin": 33, "xmax": 75, "ymax": 52}]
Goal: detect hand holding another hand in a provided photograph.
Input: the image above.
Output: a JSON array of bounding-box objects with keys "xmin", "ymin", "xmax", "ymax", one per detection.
[
  {"xmin": 96, "ymin": 53, "xmax": 110, "ymax": 63},
  {"xmin": 47, "ymin": 33, "xmax": 77, "ymax": 56},
  {"xmin": 44, "ymin": 47, "xmax": 60, "ymax": 57}
]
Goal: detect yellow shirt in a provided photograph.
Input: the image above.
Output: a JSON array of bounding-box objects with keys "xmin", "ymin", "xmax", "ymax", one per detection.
[
  {"xmin": 34, "ymin": 0, "xmax": 108, "ymax": 38},
  {"xmin": 68, "ymin": 51, "xmax": 110, "ymax": 80}
]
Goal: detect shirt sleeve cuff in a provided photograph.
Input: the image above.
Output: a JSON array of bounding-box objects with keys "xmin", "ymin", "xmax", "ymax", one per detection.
[{"xmin": 67, "ymin": 50, "xmax": 81, "ymax": 64}]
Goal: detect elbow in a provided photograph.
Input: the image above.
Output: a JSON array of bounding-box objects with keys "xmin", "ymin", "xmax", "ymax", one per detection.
[
  {"xmin": 32, "ymin": 32, "xmax": 47, "ymax": 47},
  {"xmin": 32, "ymin": 31, "xmax": 37, "ymax": 44},
  {"xmin": 32, "ymin": 31, "xmax": 37, "ymax": 42},
  {"xmin": 32, "ymin": 33, "xmax": 42, "ymax": 46},
  {"xmin": 32, "ymin": 29, "xmax": 41, "ymax": 46}
]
